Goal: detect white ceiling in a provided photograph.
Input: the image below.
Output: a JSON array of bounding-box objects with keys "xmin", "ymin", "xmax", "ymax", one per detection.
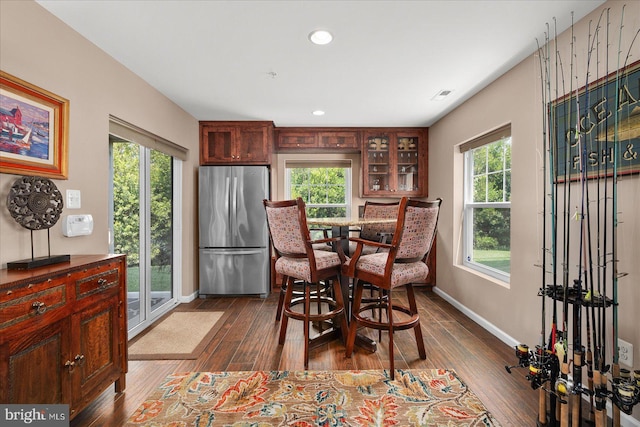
[{"xmin": 36, "ymin": 0, "xmax": 605, "ymax": 128}]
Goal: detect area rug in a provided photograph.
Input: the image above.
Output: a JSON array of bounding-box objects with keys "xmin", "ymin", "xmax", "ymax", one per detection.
[
  {"xmin": 124, "ymin": 369, "xmax": 501, "ymax": 426},
  {"xmin": 128, "ymin": 311, "xmax": 224, "ymax": 360}
]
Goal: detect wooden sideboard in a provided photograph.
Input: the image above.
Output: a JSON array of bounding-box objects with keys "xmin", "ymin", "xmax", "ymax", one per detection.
[{"xmin": 0, "ymin": 254, "xmax": 127, "ymax": 420}]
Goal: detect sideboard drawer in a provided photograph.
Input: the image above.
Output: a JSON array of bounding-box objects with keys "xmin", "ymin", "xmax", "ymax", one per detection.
[
  {"xmin": 0, "ymin": 283, "xmax": 67, "ymax": 330},
  {"xmin": 75, "ymin": 264, "xmax": 120, "ymax": 300}
]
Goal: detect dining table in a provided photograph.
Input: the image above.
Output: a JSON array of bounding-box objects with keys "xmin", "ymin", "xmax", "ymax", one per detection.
[{"xmin": 306, "ymin": 217, "xmax": 397, "ymax": 352}]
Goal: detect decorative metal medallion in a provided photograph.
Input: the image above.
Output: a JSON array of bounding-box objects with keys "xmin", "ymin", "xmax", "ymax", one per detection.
[{"xmin": 7, "ymin": 176, "xmax": 64, "ymax": 230}]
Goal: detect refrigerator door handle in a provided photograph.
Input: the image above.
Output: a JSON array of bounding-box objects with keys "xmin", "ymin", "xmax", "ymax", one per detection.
[
  {"xmin": 203, "ymin": 249, "xmax": 263, "ymax": 256},
  {"xmin": 232, "ymin": 176, "xmax": 238, "ymax": 240},
  {"xmin": 225, "ymin": 176, "xmax": 231, "ymax": 228}
]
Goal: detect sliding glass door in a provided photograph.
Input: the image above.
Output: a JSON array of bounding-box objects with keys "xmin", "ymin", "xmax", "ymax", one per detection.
[{"xmin": 110, "ymin": 138, "xmax": 176, "ymax": 337}]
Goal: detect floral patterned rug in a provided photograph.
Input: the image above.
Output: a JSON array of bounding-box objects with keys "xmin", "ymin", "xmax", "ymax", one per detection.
[{"xmin": 125, "ymin": 369, "xmax": 501, "ymax": 426}]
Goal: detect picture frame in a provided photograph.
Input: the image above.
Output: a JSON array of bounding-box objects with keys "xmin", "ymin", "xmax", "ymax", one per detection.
[
  {"xmin": 1, "ymin": 71, "xmax": 69, "ymax": 179},
  {"xmin": 551, "ymin": 60, "xmax": 639, "ymax": 183}
]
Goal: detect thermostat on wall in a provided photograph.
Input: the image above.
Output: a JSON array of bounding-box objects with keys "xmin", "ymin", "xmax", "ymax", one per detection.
[{"xmin": 63, "ymin": 214, "xmax": 93, "ymax": 237}]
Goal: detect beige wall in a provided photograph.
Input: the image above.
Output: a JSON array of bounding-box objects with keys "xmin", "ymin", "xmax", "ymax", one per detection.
[
  {"xmin": 430, "ymin": 3, "xmax": 639, "ymax": 420},
  {"xmin": 0, "ymin": 1, "xmax": 200, "ymax": 298}
]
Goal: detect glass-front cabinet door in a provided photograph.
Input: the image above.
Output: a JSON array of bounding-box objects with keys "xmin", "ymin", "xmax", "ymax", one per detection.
[
  {"xmin": 362, "ymin": 129, "xmax": 427, "ymax": 197},
  {"xmin": 364, "ymin": 134, "xmax": 391, "ymax": 194}
]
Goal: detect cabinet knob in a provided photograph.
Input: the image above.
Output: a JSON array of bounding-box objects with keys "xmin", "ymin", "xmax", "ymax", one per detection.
[
  {"xmin": 32, "ymin": 301, "xmax": 47, "ymax": 314},
  {"xmin": 64, "ymin": 355, "xmax": 85, "ymax": 372},
  {"xmin": 74, "ymin": 354, "xmax": 86, "ymax": 366},
  {"xmin": 97, "ymin": 278, "xmax": 108, "ymax": 287}
]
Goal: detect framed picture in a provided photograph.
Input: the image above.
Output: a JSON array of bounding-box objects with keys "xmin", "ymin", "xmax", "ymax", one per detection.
[
  {"xmin": 551, "ymin": 60, "xmax": 639, "ymax": 182},
  {"xmin": 0, "ymin": 71, "xmax": 69, "ymax": 179}
]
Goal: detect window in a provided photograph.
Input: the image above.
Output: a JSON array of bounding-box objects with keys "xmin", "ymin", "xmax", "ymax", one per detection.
[
  {"xmin": 461, "ymin": 125, "xmax": 511, "ymax": 282},
  {"xmin": 285, "ymin": 160, "xmax": 352, "ymax": 222},
  {"xmin": 109, "ymin": 116, "xmax": 185, "ymax": 338}
]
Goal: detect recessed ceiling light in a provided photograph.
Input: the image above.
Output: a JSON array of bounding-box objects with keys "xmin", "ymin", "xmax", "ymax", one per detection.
[
  {"xmin": 308, "ymin": 29, "xmax": 333, "ymax": 45},
  {"xmin": 312, "ymin": 110, "xmax": 325, "ymax": 116},
  {"xmin": 431, "ymin": 89, "xmax": 453, "ymax": 101}
]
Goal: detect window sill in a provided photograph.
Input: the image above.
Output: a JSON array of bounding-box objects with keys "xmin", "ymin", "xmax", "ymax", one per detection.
[{"xmin": 455, "ymin": 264, "xmax": 510, "ymax": 289}]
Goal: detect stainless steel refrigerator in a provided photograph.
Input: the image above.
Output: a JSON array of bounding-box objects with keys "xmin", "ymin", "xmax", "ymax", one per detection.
[{"xmin": 198, "ymin": 166, "xmax": 270, "ymax": 297}]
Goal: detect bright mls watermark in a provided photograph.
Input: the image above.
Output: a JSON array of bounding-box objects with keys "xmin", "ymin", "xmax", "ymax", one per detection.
[{"xmin": 1, "ymin": 405, "xmax": 68, "ymax": 426}]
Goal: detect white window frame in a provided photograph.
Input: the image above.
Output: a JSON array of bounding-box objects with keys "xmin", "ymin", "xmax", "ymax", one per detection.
[
  {"xmin": 284, "ymin": 161, "xmax": 352, "ymax": 219},
  {"xmin": 462, "ymin": 130, "xmax": 511, "ymax": 283}
]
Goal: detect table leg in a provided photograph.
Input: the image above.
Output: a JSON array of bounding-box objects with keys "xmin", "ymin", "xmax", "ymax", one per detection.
[{"xmin": 331, "ymin": 225, "xmax": 377, "ymax": 353}]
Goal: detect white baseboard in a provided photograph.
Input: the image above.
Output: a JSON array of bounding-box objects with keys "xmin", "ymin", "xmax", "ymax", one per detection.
[
  {"xmin": 432, "ymin": 286, "xmax": 519, "ymax": 348},
  {"xmin": 431, "ymin": 286, "xmax": 640, "ymax": 427},
  {"xmin": 179, "ymin": 290, "xmax": 199, "ymax": 303}
]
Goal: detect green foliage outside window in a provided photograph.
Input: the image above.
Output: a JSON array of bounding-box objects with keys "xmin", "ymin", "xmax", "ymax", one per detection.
[
  {"xmin": 471, "ymin": 138, "xmax": 511, "ymax": 251},
  {"xmin": 290, "ymin": 167, "xmax": 347, "ymax": 218},
  {"xmin": 112, "ymin": 142, "xmax": 173, "ymax": 269},
  {"xmin": 112, "ymin": 143, "xmax": 140, "ymax": 265},
  {"xmin": 466, "ymin": 137, "xmax": 511, "ymax": 276}
]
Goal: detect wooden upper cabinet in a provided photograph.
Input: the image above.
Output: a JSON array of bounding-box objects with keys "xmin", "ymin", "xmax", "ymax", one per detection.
[
  {"xmin": 318, "ymin": 131, "xmax": 359, "ymax": 149},
  {"xmin": 276, "ymin": 130, "xmax": 317, "ymax": 150},
  {"xmin": 275, "ymin": 128, "xmax": 360, "ymax": 152},
  {"xmin": 361, "ymin": 128, "xmax": 428, "ymax": 197},
  {"xmin": 200, "ymin": 121, "xmax": 274, "ymax": 165}
]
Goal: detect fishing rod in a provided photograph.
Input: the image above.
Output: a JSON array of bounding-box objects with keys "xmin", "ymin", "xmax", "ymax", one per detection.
[
  {"xmin": 593, "ymin": 10, "xmax": 610, "ymax": 427},
  {"xmin": 585, "ymin": 20, "xmax": 601, "ymax": 421},
  {"xmin": 611, "ymin": 7, "xmax": 624, "ymax": 426},
  {"xmin": 553, "ymin": 43, "xmax": 570, "ymax": 427},
  {"xmin": 549, "ymin": 20, "xmax": 562, "ymax": 426},
  {"xmin": 556, "ymin": 14, "xmax": 576, "ymax": 427},
  {"xmin": 579, "ymin": 11, "xmax": 608, "ymax": 423},
  {"xmin": 543, "ymin": 26, "xmax": 559, "ymax": 425}
]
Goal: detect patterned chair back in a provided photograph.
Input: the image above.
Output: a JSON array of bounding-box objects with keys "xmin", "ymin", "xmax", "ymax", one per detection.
[
  {"xmin": 394, "ymin": 198, "xmax": 442, "ymax": 262},
  {"xmin": 359, "ymin": 201, "xmax": 399, "ymax": 242},
  {"xmin": 264, "ymin": 199, "xmax": 309, "ymax": 257}
]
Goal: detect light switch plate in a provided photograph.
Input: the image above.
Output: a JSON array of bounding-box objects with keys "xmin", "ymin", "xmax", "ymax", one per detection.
[{"xmin": 66, "ymin": 189, "xmax": 81, "ymax": 209}]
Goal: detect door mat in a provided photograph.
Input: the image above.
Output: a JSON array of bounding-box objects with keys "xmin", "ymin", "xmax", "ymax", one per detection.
[{"xmin": 128, "ymin": 310, "xmax": 224, "ymax": 360}]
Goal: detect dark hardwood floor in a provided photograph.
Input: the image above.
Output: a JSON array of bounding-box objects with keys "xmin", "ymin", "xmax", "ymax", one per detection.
[{"xmin": 70, "ymin": 288, "xmax": 539, "ymax": 426}]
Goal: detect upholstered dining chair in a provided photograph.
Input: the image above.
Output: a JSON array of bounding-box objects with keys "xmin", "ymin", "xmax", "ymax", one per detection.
[
  {"xmin": 263, "ymin": 198, "xmax": 350, "ymax": 369},
  {"xmin": 349, "ymin": 200, "xmax": 400, "ymax": 256},
  {"xmin": 343, "ymin": 197, "xmax": 442, "ymax": 380}
]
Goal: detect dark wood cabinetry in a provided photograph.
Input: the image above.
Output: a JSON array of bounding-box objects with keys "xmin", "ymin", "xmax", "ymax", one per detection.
[
  {"xmin": 200, "ymin": 121, "xmax": 274, "ymax": 164},
  {"xmin": 275, "ymin": 128, "xmax": 360, "ymax": 152},
  {"xmin": 0, "ymin": 255, "xmax": 127, "ymax": 420},
  {"xmin": 362, "ymin": 128, "xmax": 428, "ymax": 197}
]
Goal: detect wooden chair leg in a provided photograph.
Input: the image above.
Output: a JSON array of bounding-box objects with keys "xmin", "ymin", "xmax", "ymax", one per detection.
[
  {"xmin": 279, "ymin": 276, "xmax": 295, "ymax": 345},
  {"xmin": 387, "ymin": 289, "xmax": 395, "ymax": 380},
  {"xmin": 331, "ymin": 275, "xmax": 349, "ymax": 344},
  {"xmin": 406, "ymin": 284, "xmax": 426, "ymax": 359},
  {"xmin": 378, "ymin": 289, "xmax": 384, "ymax": 342},
  {"xmin": 303, "ymin": 282, "xmax": 311, "ymax": 369},
  {"xmin": 345, "ymin": 279, "xmax": 364, "ymax": 358},
  {"xmin": 276, "ymin": 275, "xmax": 288, "ymax": 321}
]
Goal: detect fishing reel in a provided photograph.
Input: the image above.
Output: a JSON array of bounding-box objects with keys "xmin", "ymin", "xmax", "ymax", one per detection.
[
  {"xmin": 610, "ymin": 369, "xmax": 640, "ymax": 415},
  {"xmin": 505, "ymin": 343, "xmax": 531, "ymax": 373},
  {"xmin": 528, "ymin": 346, "xmax": 555, "ymax": 389},
  {"xmin": 553, "ymin": 374, "xmax": 593, "ymax": 404},
  {"xmin": 506, "ymin": 344, "xmax": 558, "ymax": 390},
  {"xmin": 553, "ymin": 376, "xmax": 573, "ymax": 404}
]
